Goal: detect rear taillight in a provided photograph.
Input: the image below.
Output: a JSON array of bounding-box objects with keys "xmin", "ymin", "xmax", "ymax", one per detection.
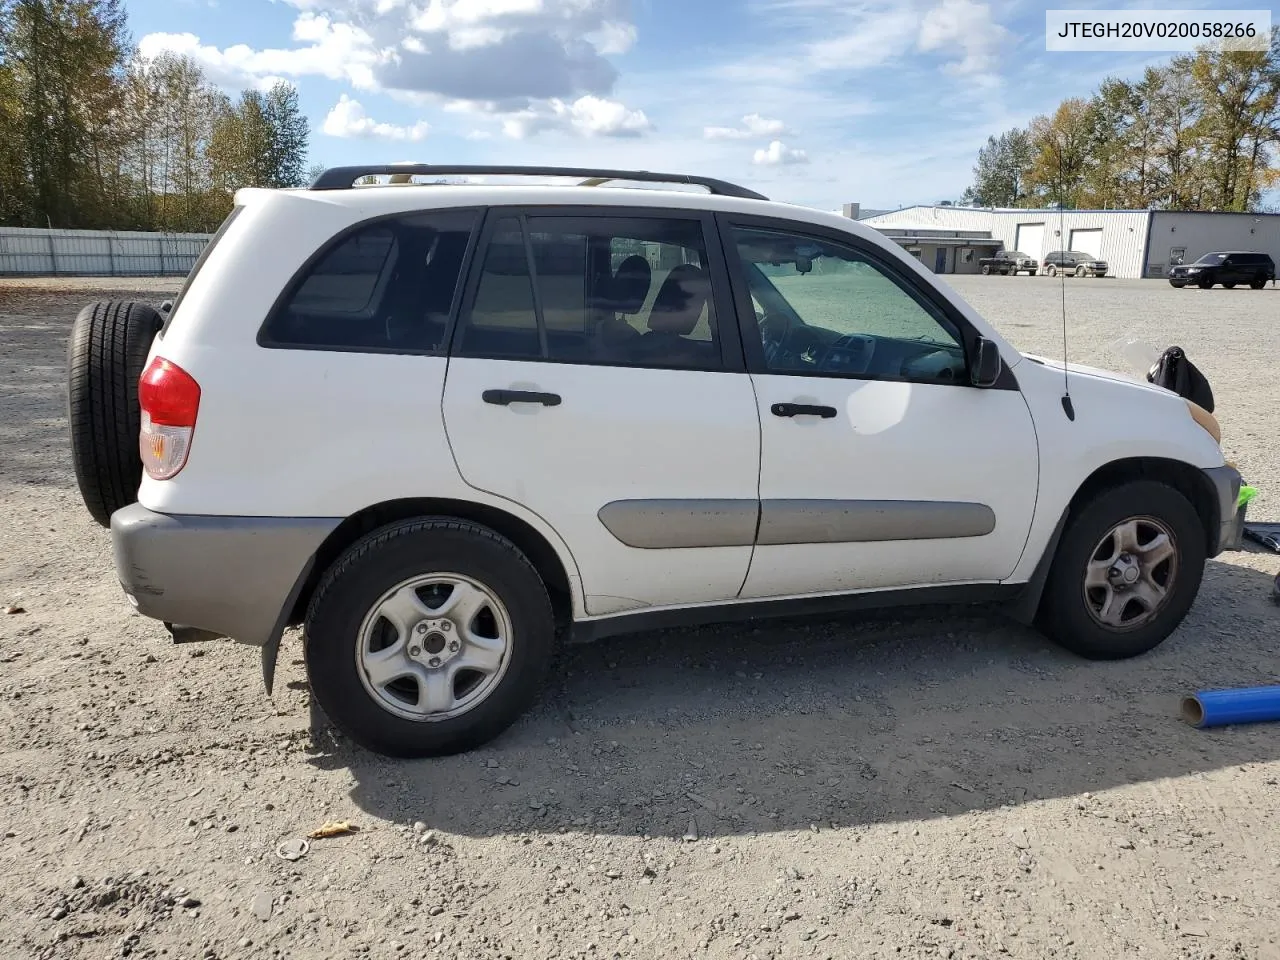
[{"xmin": 138, "ymin": 357, "xmax": 200, "ymax": 480}]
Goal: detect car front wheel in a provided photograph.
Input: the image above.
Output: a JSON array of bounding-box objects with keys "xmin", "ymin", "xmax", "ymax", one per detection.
[
  {"xmin": 1038, "ymin": 481, "xmax": 1206, "ymax": 660},
  {"xmin": 1249, "ymin": 277, "xmax": 1267, "ymax": 289},
  {"xmin": 1045, "ymin": 265, "xmax": 1057, "ymax": 277},
  {"xmin": 304, "ymin": 518, "xmax": 557, "ymax": 757}
]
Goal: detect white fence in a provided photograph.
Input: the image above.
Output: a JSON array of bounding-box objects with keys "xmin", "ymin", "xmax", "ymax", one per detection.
[{"xmin": 0, "ymin": 227, "xmax": 213, "ymax": 277}]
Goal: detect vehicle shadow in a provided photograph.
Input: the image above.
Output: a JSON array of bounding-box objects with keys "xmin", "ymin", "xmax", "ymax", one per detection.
[{"xmin": 307, "ymin": 557, "xmax": 1280, "ymax": 839}]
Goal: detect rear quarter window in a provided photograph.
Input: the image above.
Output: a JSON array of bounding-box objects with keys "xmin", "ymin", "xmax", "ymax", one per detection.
[{"xmin": 259, "ymin": 209, "xmax": 479, "ymax": 353}]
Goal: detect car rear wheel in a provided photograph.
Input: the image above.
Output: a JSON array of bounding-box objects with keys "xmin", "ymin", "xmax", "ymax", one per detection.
[
  {"xmin": 66, "ymin": 300, "xmax": 164, "ymax": 527},
  {"xmin": 1223, "ymin": 282, "xmax": 1236, "ymax": 289},
  {"xmin": 1038, "ymin": 481, "xmax": 1206, "ymax": 660},
  {"xmin": 304, "ymin": 518, "xmax": 557, "ymax": 758},
  {"xmin": 1169, "ymin": 281, "xmax": 1186, "ymax": 288},
  {"xmin": 1045, "ymin": 264, "xmax": 1057, "ymax": 277},
  {"xmin": 1249, "ymin": 277, "xmax": 1267, "ymax": 289},
  {"xmin": 981, "ymin": 265, "xmax": 992, "ymax": 275}
]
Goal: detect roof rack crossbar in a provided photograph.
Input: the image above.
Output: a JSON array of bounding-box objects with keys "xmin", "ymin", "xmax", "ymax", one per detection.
[{"xmin": 308, "ymin": 164, "xmax": 769, "ymax": 201}]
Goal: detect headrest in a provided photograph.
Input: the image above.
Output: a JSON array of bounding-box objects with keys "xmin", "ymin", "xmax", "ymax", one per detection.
[
  {"xmin": 611, "ymin": 255, "xmax": 651, "ymax": 314},
  {"xmin": 648, "ymin": 264, "xmax": 709, "ymax": 336}
]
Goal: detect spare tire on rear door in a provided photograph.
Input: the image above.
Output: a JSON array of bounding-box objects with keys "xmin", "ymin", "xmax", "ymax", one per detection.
[{"xmin": 67, "ymin": 301, "xmax": 164, "ymax": 527}]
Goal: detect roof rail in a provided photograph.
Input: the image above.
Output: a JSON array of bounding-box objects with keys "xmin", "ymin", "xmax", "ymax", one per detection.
[{"xmin": 308, "ymin": 164, "xmax": 769, "ymax": 201}]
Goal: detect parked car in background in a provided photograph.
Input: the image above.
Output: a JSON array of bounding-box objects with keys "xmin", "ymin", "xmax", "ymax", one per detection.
[
  {"xmin": 978, "ymin": 250, "xmax": 1038, "ymax": 276},
  {"xmin": 1043, "ymin": 251, "xmax": 1108, "ymax": 277},
  {"xmin": 1167, "ymin": 252, "xmax": 1275, "ymax": 289}
]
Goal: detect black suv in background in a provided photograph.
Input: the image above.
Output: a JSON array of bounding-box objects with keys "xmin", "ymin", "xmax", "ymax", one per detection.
[
  {"xmin": 978, "ymin": 250, "xmax": 1038, "ymax": 275},
  {"xmin": 1043, "ymin": 250, "xmax": 1108, "ymax": 277},
  {"xmin": 1168, "ymin": 251, "xmax": 1276, "ymax": 289}
]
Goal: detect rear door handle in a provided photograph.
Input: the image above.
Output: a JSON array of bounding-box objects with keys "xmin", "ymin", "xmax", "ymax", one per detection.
[
  {"xmin": 483, "ymin": 389, "xmax": 562, "ymax": 407},
  {"xmin": 771, "ymin": 402, "xmax": 836, "ymax": 419}
]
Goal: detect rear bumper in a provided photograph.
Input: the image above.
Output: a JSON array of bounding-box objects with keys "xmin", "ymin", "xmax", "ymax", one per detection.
[
  {"xmin": 1202, "ymin": 465, "xmax": 1244, "ymax": 557},
  {"xmin": 111, "ymin": 504, "xmax": 339, "ymax": 647}
]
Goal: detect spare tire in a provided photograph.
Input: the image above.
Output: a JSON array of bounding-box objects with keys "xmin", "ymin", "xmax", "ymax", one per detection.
[{"xmin": 67, "ymin": 301, "xmax": 164, "ymax": 527}]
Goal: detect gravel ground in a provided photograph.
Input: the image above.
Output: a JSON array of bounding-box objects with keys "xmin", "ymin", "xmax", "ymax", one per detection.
[{"xmin": 2, "ymin": 274, "xmax": 1279, "ymax": 960}]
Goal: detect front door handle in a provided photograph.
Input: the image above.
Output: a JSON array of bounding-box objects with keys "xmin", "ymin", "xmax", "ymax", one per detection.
[
  {"xmin": 483, "ymin": 389, "xmax": 562, "ymax": 407},
  {"xmin": 771, "ymin": 402, "xmax": 836, "ymax": 419}
]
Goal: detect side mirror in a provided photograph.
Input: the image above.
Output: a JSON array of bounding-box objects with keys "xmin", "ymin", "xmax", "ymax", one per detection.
[{"xmin": 970, "ymin": 336, "xmax": 1002, "ymax": 387}]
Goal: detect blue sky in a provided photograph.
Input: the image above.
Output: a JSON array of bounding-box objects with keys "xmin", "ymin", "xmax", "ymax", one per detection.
[{"xmin": 130, "ymin": 0, "xmax": 1280, "ymax": 211}]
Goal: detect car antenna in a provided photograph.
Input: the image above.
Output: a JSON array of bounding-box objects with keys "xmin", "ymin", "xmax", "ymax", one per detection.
[{"xmin": 1057, "ymin": 172, "xmax": 1075, "ymax": 422}]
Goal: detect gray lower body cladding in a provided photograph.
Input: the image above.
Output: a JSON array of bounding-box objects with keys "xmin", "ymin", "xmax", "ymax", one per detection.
[
  {"xmin": 597, "ymin": 498, "xmax": 996, "ymax": 549},
  {"xmin": 1201, "ymin": 464, "xmax": 1244, "ymax": 556},
  {"xmin": 111, "ymin": 504, "xmax": 339, "ymax": 646}
]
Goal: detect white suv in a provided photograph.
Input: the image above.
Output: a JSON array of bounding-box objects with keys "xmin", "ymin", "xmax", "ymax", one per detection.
[{"xmin": 66, "ymin": 164, "xmax": 1245, "ymax": 758}]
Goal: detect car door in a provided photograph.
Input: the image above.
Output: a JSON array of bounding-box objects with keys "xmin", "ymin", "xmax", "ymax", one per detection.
[
  {"xmin": 716, "ymin": 214, "xmax": 1040, "ymax": 600},
  {"xmin": 441, "ymin": 208, "xmax": 761, "ymax": 617}
]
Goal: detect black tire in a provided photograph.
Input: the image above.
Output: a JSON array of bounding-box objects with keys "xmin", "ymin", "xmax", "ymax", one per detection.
[
  {"xmin": 1197, "ymin": 278, "xmax": 1213, "ymax": 289},
  {"xmin": 981, "ymin": 265, "xmax": 992, "ymax": 275},
  {"xmin": 304, "ymin": 518, "xmax": 557, "ymax": 758},
  {"xmin": 1249, "ymin": 277, "xmax": 1266, "ymax": 289},
  {"xmin": 1223, "ymin": 282, "xmax": 1236, "ymax": 289},
  {"xmin": 1038, "ymin": 481, "xmax": 1206, "ymax": 660},
  {"xmin": 67, "ymin": 301, "xmax": 163, "ymax": 528},
  {"xmin": 1045, "ymin": 264, "xmax": 1057, "ymax": 277},
  {"xmin": 1169, "ymin": 281, "xmax": 1186, "ymax": 288}
]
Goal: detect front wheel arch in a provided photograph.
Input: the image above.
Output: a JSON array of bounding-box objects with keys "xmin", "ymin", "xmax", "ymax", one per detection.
[{"xmin": 1005, "ymin": 456, "xmax": 1218, "ymax": 626}]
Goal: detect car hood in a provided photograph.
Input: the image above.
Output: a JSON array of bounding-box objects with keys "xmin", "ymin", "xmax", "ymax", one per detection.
[{"xmin": 1020, "ymin": 353, "xmax": 1168, "ymax": 393}]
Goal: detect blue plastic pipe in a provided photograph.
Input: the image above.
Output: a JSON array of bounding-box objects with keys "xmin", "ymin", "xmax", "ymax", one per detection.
[{"xmin": 1181, "ymin": 686, "xmax": 1280, "ymax": 729}]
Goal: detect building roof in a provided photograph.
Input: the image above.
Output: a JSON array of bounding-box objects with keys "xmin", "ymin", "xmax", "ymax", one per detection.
[{"xmin": 868, "ymin": 204, "xmax": 1280, "ymax": 218}]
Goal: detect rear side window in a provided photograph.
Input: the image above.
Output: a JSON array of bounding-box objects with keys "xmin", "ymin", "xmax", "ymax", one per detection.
[
  {"xmin": 260, "ymin": 209, "xmax": 478, "ymax": 353},
  {"xmin": 454, "ymin": 214, "xmax": 722, "ymax": 370}
]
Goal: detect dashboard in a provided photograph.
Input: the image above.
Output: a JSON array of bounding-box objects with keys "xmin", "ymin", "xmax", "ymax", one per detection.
[{"xmin": 761, "ymin": 316, "xmax": 967, "ymax": 383}]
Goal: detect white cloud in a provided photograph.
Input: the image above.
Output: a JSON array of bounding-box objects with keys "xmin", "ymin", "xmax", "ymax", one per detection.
[
  {"xmin": 752, "ymin": 140, "xmax": 809, "ymax": 165},
  {"xmin": 138, "ymin": 16, "xmax": 380, "ymax": 92},
  {"xmin": 704, "ymin": 113, "xmax": 788, "ymax": 140},
  {"xmin": 501, "ymin": 94, "xmax": 651, "ymax": 139},
  {"xmin": 753, "ymin": 0, "xmax": 1008, "ymax": 84},
  {"xmin": 322, "ymin": 95, "xmax": 431, "ymax": 140},
  {"xmin": 141, "ymin": 0, "xmax": 635, "ymax": 109},
  {"xmin": 918, "ymin": 0, "xmax": 1007, "ymax": 81}
]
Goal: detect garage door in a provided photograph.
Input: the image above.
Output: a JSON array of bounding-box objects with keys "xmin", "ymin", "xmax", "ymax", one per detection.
[
  {"xmin": 1014, "ymin": 223, "xmax": 1044, "ymax": 257},
  {"xmin": 1069, "ymin": 228, "xmax": 1104, "ymax": 260}
]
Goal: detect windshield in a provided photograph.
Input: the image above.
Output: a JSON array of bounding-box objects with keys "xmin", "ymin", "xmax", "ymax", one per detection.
[{"xmin": 1194, "ymin": 253, "xmax": 1227, "ymax": 265}]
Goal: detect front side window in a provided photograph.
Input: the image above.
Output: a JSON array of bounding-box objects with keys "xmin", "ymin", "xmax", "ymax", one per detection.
[
  {"xmin": 728, "ymin": 224, "xmax": 966, "ymax": 382},
  {"xmin": 262, "ymin": 210, "xmax": 478, "ymax": 352},
  {"xmin": 455, "ymin": 214, "xmax": 721, "ymax": 370}
]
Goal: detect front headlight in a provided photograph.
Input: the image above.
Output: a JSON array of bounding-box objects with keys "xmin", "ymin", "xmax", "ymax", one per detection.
[
  {"xmin": 1186, "ymin": 399, "xmax": 1221, "ymax": 444},
  {"xmin": 1187, "ymin": 267, "xmax": 1201, "ymax": 273}
]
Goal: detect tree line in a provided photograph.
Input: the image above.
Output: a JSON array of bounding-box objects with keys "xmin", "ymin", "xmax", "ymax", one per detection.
[
  {"xmin": 0, "ymin": 0, "xmax": 313, "ymax": 233},
  {"xmin": 961, "ymin": 31, "xmax": 1280, "ymax": 212}
]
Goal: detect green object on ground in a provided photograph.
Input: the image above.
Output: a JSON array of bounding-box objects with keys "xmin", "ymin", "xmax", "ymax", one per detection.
[{"xmin": 1238, "ymin": 486, "xmax": 1258, "ymax": 509}]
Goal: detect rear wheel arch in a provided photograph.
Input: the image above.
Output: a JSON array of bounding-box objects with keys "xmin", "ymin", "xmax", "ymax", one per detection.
[{"xmin": 289, "ymin": 498, "xmax": 579, "ymax": 630}]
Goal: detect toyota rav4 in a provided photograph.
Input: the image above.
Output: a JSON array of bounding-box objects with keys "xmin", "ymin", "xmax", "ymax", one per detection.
[{"xmin": 67, "ymin": 164, "xmax": 1245, "ymax": 758}]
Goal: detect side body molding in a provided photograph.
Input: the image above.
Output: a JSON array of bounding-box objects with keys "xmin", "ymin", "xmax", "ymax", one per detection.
[{"xmin": 597, "ymin": 499, "xmax": 996, "ymax": 549}]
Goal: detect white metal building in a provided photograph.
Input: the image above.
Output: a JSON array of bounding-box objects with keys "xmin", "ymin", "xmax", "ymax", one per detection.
[{"xmin": 851, "ymin": 205, "xmax": 1280, "ymax": 280}]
